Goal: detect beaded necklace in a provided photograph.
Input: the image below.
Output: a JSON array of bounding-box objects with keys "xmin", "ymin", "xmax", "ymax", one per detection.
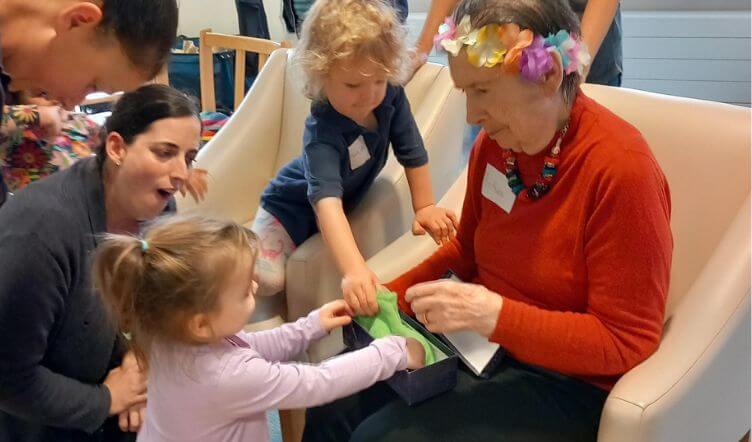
[{"xmin": 504, "ymin": 123, "xmax": 569, "ymax": 201}]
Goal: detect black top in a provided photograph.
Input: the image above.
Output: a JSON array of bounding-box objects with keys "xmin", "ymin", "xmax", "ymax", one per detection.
[{"xmin": 0, "ymin": 157, "xmax": 134, "ymax": 442}]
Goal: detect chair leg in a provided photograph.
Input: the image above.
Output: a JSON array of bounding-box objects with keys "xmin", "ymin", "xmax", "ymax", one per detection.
[{"xmin": 279, "ymin": 408, "xmax": 306, "ymax": 442}]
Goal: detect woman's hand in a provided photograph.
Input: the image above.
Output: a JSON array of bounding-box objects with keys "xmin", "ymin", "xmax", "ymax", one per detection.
[
  {"xmin": 412, "ymin": 205, "xmax": 458, "ymax": 245},
  {"xmin": 181, "ymin": 168, "xmax": 208, "ymax": 202},
  {"xmin": 405, "ymin": 280, "xmax": 502, "ymax": 337},
  {"xmin": 103, "ymin": 351, "xmax": 147, "ymax": 416},
  {"xmin": 342, "ymin": 266, "xmax": 380, "ymax": 317},
  {"xmin": 318, "ymin": 299, "xmax": 354, "ymax": 332},
  {"xmin": 37, "ymin": 105, "xmax": 67, "ymax": 142},
  {"xmin": 118, "ymin": 401, "xmax": 146, "ymax": 433},
  {"xmin": 406, "ymin": 48, "xmax": 429, "ymax": 82}
]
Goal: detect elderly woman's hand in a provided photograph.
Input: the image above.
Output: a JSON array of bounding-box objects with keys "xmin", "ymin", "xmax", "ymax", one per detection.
[
  {"xmin": 412, "ymin": 205, "xmax": 459, "ymax": 245},
  {"xmin": 405, "ymin": 280, "xmax": 503, "ymax": 336}
]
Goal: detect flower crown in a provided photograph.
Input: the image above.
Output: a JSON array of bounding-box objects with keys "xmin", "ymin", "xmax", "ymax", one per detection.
[{"xmin": 434, "ymin": 15, "xmax": 591, "ymax": 81}]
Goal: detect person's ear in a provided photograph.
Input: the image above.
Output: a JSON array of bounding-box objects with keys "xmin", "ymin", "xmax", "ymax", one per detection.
[
  {"xmin": 186, "ymin": 313, "xmax": 216, "ymax": 342},
  {"xmin": 55, "ymin": 3, "xmax": 103, "ymax": 34},
  {"xmin": 105, "ymin": 132, "xmax": 128, "ymax": 167},
  {"xmin": 540, "ymin": 51, "xmax": 565, "ymax": 97}
]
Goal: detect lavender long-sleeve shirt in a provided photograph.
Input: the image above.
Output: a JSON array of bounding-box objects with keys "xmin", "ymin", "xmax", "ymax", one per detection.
[{"xmin": 137, "ymin": 309, "xmax": 407, "ymax": 442}]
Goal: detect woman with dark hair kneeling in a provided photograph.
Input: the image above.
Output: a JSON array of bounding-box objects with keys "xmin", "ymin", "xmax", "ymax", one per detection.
[
  {"xmin": 303, "ymin": 0, "xmax": 672, "ymax": 440},
  {"xmin": 0, "ymin": 84, "xmax": 202, "ymax": 442}
]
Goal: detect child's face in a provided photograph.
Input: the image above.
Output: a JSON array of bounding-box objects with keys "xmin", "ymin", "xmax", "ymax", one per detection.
[
  {"xmin": 208, "ymin": 254, "xmax": 258, "ymax": 338},
  {"xmin": 4, "ymin": 3, "xmax": 151, "ymax": 109},
  {"xmin": 323, "ymin": 57, "xmax": 388, "ymax": 125}
]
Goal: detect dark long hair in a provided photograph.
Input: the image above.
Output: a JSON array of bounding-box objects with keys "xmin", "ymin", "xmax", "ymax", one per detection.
[{"xmin": 96, "ymin": 84, "xmax": 201, "ymax": 169}]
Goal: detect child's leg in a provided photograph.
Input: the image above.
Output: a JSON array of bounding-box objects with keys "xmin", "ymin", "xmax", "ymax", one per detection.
[{"xmin": 250, "ymin": 206, "xmax": 296, "ymax": 297}]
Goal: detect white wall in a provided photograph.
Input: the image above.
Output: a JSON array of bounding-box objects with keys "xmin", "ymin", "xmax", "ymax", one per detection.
[
  {"xmin": 621, "ymin": 10, "xmax": 750, "ymax": 105},
  {"xmin": 405, "ymin": 0, "xmax": 752, "ymax": 14},
  {"xmin": 176, "ymin": 0, "xmax": 291, "ymax": 42},
  {"xmin": 623, "ymin": 0, "xmax": 749, "ymax": 10}
]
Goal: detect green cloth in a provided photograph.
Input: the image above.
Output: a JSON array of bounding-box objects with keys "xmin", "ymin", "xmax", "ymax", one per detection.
[{"xmin": 356, "ymin": 289, "xmax": 436, "ymax": 365}]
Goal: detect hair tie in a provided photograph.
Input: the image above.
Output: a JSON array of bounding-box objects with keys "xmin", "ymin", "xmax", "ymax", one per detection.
[{"xmin": 140, "ymin": 239, "xmax": 149, "ymax": 253}]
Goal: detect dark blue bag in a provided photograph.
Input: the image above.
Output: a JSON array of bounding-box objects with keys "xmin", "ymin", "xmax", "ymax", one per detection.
[{"xmin": 168, "ymin": 37, "xmax": 236, "ymax": 114}]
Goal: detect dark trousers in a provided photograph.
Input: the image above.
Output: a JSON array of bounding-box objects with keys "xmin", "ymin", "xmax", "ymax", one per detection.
[{"xmin": 303, "ymin": 359, "xmax": 608, "ymax": 442}]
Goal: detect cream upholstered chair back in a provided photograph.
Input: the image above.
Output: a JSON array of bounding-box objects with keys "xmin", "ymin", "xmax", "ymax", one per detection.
[
  {"xmin": 580, "ymin": 85, "xmax": 750, "ymax": 442},
  {"xmin": 581, "ymin": 84, "xmax": 751, "ymax": 316}
]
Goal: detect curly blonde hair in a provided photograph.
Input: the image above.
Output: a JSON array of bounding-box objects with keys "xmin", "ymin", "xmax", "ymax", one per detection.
[{"xmin": 293, "ymin": 0, "xmax": 409, "ymax": 101}]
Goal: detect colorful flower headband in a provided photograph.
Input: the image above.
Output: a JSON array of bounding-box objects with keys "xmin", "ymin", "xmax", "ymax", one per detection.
[{"xmin": 434, "ymin": 15, "xmax": 591, "ymax": 81}]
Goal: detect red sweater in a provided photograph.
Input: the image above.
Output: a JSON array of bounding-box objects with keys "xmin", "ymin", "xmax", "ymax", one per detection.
[{"xmin": 388, "ymin": 92, "xmax": 672, "ymax": 390}]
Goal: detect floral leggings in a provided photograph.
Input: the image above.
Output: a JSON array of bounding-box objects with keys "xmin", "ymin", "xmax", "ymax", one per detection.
[{"xmin": 250, "ymin": 206, "xmax": 297, "ymax": 297}]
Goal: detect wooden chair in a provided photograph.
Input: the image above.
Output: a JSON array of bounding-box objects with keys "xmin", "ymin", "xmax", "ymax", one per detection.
[
  {"xmin": 198, "ymin": 28, "xmax": 287, "ymax": 112},
  {"xmin": 78, "ymin": 66, "xmax": 169, "ymax": 108}
]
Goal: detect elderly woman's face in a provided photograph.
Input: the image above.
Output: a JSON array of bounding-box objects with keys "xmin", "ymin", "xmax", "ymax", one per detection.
[{"xmin": 449, "ymin": 51, "xmax": 563, "ymax": 155}]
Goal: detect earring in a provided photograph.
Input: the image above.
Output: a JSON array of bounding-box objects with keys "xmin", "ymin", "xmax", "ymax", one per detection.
[{"xmin": 115, "ymin": 160, "xmax": 121, "ymax": 167}]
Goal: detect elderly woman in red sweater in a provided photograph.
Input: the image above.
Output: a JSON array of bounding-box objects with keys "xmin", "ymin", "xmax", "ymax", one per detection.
[{"xmin": 303, "ymin": 0, "xmax": 672, "ymax": 440}]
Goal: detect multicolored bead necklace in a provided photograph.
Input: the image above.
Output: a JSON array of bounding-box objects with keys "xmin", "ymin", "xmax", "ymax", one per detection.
[{"xmin": 504, "ymin": 123, "xmax": 569, "ymax": 201}]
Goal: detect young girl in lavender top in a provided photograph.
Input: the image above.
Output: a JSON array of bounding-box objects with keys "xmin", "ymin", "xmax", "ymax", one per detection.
[{"xmin": 92, "ymin": 214, "xmax": 425, "ymax": 442}]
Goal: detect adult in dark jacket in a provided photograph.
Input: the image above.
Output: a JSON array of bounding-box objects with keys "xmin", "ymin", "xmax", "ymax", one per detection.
[
  {"xmin": 0, "ymin": 0, "xmax": 180, "ymax": 206},
  {"xmin": 0, "ymin": 85, "xmax": 202, "ymax": 442}
]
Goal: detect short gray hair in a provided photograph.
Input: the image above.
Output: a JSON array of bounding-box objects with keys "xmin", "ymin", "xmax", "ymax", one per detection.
[{"xmin": 453, "ymin": 0, "xmax": 582, "ymax": 103}]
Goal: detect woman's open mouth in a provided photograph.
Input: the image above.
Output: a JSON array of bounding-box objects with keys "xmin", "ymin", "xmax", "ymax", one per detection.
[{"xmin": 157, "ymin": 188, "xmax": 175, "ymax": 200}]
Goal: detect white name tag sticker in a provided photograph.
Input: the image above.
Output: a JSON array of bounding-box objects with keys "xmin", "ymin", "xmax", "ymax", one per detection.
[
  {"xmin": 348, "ymin": 136, "xmax": 371, "ymax": 170},
  {"xmin": 481, "ymin": 163, "xmax": 516, "ymax": 213}
]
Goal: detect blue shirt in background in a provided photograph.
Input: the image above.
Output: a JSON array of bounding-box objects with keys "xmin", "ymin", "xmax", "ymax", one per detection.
[{"xmin": 260, "ymin": 84, "xmax": 428, "ymax": 246}]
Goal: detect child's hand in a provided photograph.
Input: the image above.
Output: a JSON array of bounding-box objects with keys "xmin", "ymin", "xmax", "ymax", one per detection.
[
  {"xmin": 181, "ymin": 168, "xmax": 208, "ymax": 203},
  {"xmin": 318, "ymin": 299, "xmax": 353, "ymax": 332},
  {"xmin": 342, "ymin": 267, "xmax": 380, "ymax": 317},
  {"xmin": 38, "ymin": 105, "xmax": 67, "ymax": 142},
  {"xmin": 118, "ymin": 401, "xmax": 146, "ymax": 433},
  {"xmin": 412, "ymin": 205, "xmax": 458, "ymax": 245},
  {"xmin": 404, "ymin": 337, "xmax": 426, "ymax": 370}
]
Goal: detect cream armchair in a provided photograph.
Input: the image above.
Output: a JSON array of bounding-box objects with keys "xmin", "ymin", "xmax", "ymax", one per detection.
[
  {"xmin": 177, "ymin": 49, "xmax": 467, "ymax": 351},
  {"xmin": 365, "ymin": 85, "xmax": 751, "ymax": 442}
]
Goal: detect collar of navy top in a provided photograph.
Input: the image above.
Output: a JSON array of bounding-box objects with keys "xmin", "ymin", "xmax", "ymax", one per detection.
[{"xmin": 310, "ymin": 84, "xmax": 398, "ymax": 136}]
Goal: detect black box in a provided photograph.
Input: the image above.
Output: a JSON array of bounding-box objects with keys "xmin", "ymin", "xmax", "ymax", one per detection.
[{"xmin": 343, "ymin": 312, "xmax": 458, "ymax": 406}]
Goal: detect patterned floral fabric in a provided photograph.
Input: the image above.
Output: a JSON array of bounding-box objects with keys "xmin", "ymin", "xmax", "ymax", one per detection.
[
  {"xmin": 0, "ymin": 110, "xmax": 100, "ymax": 192},
  {"xmin": 0, "ymin": 110, "xmax": 228, "ymax": 193}
]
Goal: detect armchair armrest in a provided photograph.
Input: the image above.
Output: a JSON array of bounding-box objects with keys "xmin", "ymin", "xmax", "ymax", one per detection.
[
  {"xmin": 176, "ymin": 49, "xmax": 288, "ymax": 224},
  {"xmin": 599, "ymin": 198, "xmax": 751, "ymax": 442},
  {"xmin": 367, "ymin": 168, "xmax": 468, "ymax": 283}
]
